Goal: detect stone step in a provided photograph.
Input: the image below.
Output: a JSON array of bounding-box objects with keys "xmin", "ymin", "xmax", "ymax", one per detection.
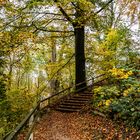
[
  {"xmin": 64, "ymin": 99, "xmax": 89, "ymax": 103},
  {"xmin": 60, "ymin": 102, "xmax": 84, "ymax": 106},
  {"xmin": 74, "ymin": 93, "xmax": 92, "ymax": 95},
  {"xmin": 54, "ymin": 90, "xmax": 93, "ymax": 112},
  {"xmin": 70, "ymin": 97, "xmax": 90, "ymax": 101},
  {"xmin": 80, "ymin": 92, "xmax": 93, "ymax": 94},
  {"xmin": 56, "ymin": 107, "xmax": 80, "ymax": 112},
  {"xmin": 72, "ymin": 95, "xmax": 92, "ymax": 99},
  {"xmin": 79, "ymin": 93, "xmax": 93, "ymax": 96},
  {"xmin": 77, "ymin": 95, "xmax": 92, "ymax": 98},
  {"xmin": 58, "ymin": 105, "xmax": 82, "ymax": 109}
]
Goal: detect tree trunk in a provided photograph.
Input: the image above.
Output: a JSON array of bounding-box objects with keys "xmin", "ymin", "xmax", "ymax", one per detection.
[
  {"xmin": 50, "ymin": 38, "xmax": 59, "ymax": 94},
  {"xmin": 7, "ymin": 64, "xmax": 13, "ymax": 90},
  {"xmin": 74, "ymin": 26, "xmax": 87, "ymax": 92}
]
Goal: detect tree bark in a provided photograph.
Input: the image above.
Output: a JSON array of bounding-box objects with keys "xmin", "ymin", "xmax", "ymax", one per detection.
[
  {"xmin": 54, "ymin": 1, "xmax": 87, "ymax": 92},
  {"xmin": 50, "ymin": 38, "xmax": 59, "ymax": 94},
  {"xmin": 74, "ymin": 26, "xmax": 87, "ymax": 91}
]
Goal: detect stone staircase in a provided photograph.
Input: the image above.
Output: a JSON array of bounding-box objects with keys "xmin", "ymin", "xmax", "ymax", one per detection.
[
  {"xmin": 54, "ymin": 91, "xmax": 93, "ymax": 112},
  {"xmin": 51, "ymin": 76, "xmax": 108, "ymax": 112}
]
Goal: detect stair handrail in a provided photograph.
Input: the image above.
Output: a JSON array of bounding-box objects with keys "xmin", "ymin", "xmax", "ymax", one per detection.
[
  {"xmin": 40, "ymin": 74, "xmax": 106, "ymax": 103},
  {"xmin": 3, "ymin": 74, "xmax": 106, "ymax": 140}
]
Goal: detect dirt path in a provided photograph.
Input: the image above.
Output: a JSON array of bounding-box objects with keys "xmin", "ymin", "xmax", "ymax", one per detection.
[{"xmin": 33, "ymin": 110, "xmax": 139, "ymax": 140}]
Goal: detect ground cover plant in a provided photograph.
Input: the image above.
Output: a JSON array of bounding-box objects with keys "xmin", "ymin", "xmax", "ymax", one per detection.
[{"xmin": 93, "ymin": 67, "xmax": 140, "ymax": 129}]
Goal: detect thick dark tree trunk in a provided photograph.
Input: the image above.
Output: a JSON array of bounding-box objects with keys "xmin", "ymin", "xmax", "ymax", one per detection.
[
  {"xmin": 74, "ymin": 26, "xmax": 87, "ymax": 92},
  {"xmin": 56, "ymin": 1, "xmax": 87, "ymax": 92}
]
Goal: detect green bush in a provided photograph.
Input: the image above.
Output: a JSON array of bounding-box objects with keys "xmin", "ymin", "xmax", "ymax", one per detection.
[
  {"xmin": 93, "ymin": 85, "xmax": 120, "ymax": 112},
  {"xmin": 0, "ymin": 88, "xmax": 37, "ymax": 138},
  {"xmin": 110, "ymin": 96, "xmax": 140, "ymax": 128},
  {"xmin": 92, "ymin": 74, "xmax": 140, "ymax": 129}
]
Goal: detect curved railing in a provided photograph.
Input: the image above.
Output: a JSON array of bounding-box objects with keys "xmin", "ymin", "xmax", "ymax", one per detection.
[{"xmin": 3, "ymin": 74, "xmax": 106, "ymax": 140}]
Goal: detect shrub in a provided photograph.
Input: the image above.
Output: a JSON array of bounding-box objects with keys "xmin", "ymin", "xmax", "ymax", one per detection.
[
  {"xmin": 0, "ymin": 88, "xmax": 37, "ymax": 138},
  {"xmin": 92, "ymin": 68, "xmax": 140, "ymax": 129}
]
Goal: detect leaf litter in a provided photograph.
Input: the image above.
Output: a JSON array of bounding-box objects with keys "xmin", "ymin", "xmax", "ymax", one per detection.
[{"xmin": 33, "ymin": 110, "xmax": 140, "ymax": 140}]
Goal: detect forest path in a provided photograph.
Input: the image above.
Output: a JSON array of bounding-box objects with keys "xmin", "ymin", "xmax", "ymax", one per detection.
[{"xmin": 33, "ymin": 110, "xmax": 138, "ymax": 140}]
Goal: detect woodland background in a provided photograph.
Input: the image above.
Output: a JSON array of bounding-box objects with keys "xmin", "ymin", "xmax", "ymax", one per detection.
[{"xmin": 0, "ymin": 0, "xmax": 140, "ymax": 138}]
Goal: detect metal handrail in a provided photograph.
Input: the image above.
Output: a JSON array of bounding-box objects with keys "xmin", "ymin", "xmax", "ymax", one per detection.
[{"xmin": 4, "ymin": 74, "xmax": 106, "ymax": 140}]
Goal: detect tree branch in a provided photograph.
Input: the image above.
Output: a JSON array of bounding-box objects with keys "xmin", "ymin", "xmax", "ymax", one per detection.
[
  {"xmin": 49, "ymin": 53, "xmax": 75, "ymax": 81},
  {"xmin": 33, "ymin": 24, "xmax": 74, "ymax": 33},
  {"xmin": 23, "ymin": 12, "xmax": 74, "ymax": 16},
  {"xmin": 47, "ymin": 34, "xmax": 74, "ymax": 38},
  {"xmin": 94, "ymin": 0, "xmax": 114, "ymax": 15},
  {"xmin": 53, "ymin": 0, "xmax": 73, "ymax": 24},
  {"xmin": 38, "ymin": 53, "xmax": 75, "ymax": 94}
]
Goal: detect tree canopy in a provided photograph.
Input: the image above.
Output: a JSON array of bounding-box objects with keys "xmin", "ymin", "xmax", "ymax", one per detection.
[{"xmin": 0, "ymin": 0, "xmax": 140, "ymax": 138}]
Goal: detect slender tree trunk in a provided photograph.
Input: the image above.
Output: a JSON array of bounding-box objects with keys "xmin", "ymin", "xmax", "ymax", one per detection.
[
  {"xmin": 50, "ymin": 38, "xmax": 59, "ymax": 94},
  {"xmin": 7, "ymin": 64, "xmax": 13, "ymax": 90},
  {"xmin": 50, "ymin": 45, "xmax": 57, "ymax": 94},
  {"xmin": 17, "ymin": 68, "xmax": 20, "ymax": 88},
  {"xmin": 74, "ymin": 26, "xmax": 87, "ymax": 91}
]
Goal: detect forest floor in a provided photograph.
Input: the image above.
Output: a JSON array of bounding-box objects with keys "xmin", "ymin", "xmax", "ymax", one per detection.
[{"xmin": 33, "ymin": 108, "xmax": 140, "ymax": 140}]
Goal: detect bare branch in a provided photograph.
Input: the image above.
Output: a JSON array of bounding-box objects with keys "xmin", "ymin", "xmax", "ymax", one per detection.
[
  {"xmin": 47, "ymin": 34, "xmax": 74, "ymax": 38},
  {"xmin": 49, "ymin": 53, "xmax": 75, "ymax": 81},
  {"xmin": 0, "ymin": 15, "xmax": 22, "ymax": 31},
  {"xmin": 23, "ymin": 12, "xmax": 74, "ymax": 16},
  {"xmin": 33, "ymin": 23, "xmax": 74, "ymax": 33},
  {"xmin": 53, "ymin": 0, "xmax": 73, "ymax": 23},
  {"xmin": 94, "ymin": 0, "xmax": 114, "ymax": 15}
]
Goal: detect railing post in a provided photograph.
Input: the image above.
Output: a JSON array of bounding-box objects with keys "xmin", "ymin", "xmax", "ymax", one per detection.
[
  {"xmin": 28, "ymin": 133, "xmax": 33, "ymax": 140},
  {"xmin": 37, "ymin": 102, "xmax": 40, "ymax": 122},
  {"xmin": 92, "ymin": 77, "xmax": 94, "ymax": 86},
  {"xmin": 47, "ymin": 98, "xmax": 51, "ymax": 112},
  {"xmin": 91, "ymin": 77, "xmax": 94, "ymax": 92},
  {"xmin": 29, "ymin": 109, "xmax": 34, "ymax": 126},
  {"xmin": 28, "ymin": 109, "xmax": 34, "ymax": 140},
  {"xmin": 48, "ymin": 98, "xmax": 50, "ymax": 106}
]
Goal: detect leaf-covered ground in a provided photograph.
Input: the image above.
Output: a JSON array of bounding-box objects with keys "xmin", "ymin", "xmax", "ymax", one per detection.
[{"xmin": 33, "ymin": 110, "xmax": 139, "ymax": 140}]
